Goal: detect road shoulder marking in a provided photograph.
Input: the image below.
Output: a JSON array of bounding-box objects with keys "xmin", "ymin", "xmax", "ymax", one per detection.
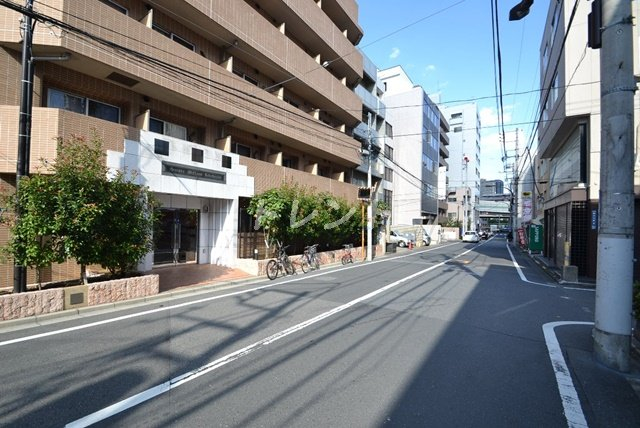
[{"xmin": 543, "ymin": 321, "xmax": 592, "ymax": 428}]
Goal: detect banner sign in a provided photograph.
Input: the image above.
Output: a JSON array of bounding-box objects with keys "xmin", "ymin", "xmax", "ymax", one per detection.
[{"xmin": 529, "ymin": 224, "xmax": 543, "ymax": 252}]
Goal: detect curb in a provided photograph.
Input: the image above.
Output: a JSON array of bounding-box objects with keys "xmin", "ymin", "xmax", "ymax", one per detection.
[{"xmin": 0, "ymin": 243, "xmax": 434, "ymax": 332}]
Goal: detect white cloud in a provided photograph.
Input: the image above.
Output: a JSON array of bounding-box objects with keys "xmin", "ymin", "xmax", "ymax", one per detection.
[
  {"xmin": 480, "ymin": 107, "xmax": 499, "ymax": 127},
  {"xmin": 389, "ymin": 47, "xmax": 400, "ymax": 59},
  {"xmin": 426, "ymin": 64, "xmax": 436, "ymax": 72},
  {"xmin": 479, "ymin": 106, "xmax": 513, "ymax": 129}
]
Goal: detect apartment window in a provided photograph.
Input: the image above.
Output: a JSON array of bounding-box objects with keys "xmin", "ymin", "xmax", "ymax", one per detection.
[
  {"xmin": 232, "ymin": 143, "xmax": 252, "ymax": 157},
  {"xmin": 384, "ymin": 167, "xmax": 393, "ymax": 182},
  {"xmin": 283, "ymin": 97, "xmax": 299, "ymax": 108},
  {"xmin": 384, "ymin": 145, "xmax": 393, "ymax": 161},
  {"xmin": 453, "ymin": 126, "xmax": 462, "ymax": 133},
  {"xmin": 385, "ymin": 122, "xmax": 393, "ymax": 138},
  {"xmin": 319, "ymin": 167, "xmax": 330, "ymax": 178},
  {"xmin": 100, "ymin": 0, "xmax": 127, "ymax": 14},
  {"xmin": 222, "ymin": 155, "xmax": 232, "ymax": 169},
  {"xmin": 542, "ymin": 42, "xmax": 549, "ymax": 72},
  {"xmin": 451, "ymin": 112, "xmax": 462, "ymax": 120},
  {"xmin": 384, "ymin": 189, "xmax": 393, "ymax": 209},
  {"xmin": 47, "ymin": 88, "xmax": 120, "ymax": 124},
  {"xmin": 191, "ymin": 147, "xmax": 204, "ymax": 163},
  {"xmin": 171, "ymin": 34, "xmax": 195, "ymax": 51},
  {"xmin": 150, "ymin": 118, "xmax": 187, "ymax": 140},
  {"xmin": 282, "ymin": 156, "xmax": 298, "ymax": 169},
  {"xmin": 152, "ymin": 24, "xmax": 195, "ymax": 52},
  {"xmin": 154, "ymin": 139, "xmax": 170, "ymax": 156},
  {"xmin": 152, "ymin": 23, "xmax": 171, "ymax": 38},
  {"xmin": 233, "ymin": 69, "xmax": 259, "ymax": 86},
  {"xmin": 550, "ymin": 3, "xmax": 560, "ymax": 48},
  {"xmin": 551, "ymin": 72, "xmax": 559, "ymax": 106}
]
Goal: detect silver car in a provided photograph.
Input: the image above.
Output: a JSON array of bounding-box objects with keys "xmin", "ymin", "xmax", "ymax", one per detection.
[
  {"xmin": 389, "ymin": 231, "xmax": 411, "ymax": 247},
  {"xmin": 462, "ymin": 231, "xmax": 480, "ymax": 243}
]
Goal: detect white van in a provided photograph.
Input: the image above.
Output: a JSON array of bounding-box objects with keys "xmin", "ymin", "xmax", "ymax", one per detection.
[
  {"xmin": 391, "ymin": 225, "xmax": 432, "ymax": 246},
  {"xmin": 388, "ymin": 230, "xmax": 411, "ymax": 247}
]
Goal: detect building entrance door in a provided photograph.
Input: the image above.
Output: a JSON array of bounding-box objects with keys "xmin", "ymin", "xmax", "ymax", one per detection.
[{"xmin": 154, "ymin": 208, "xmax": 199, "ymax": 265}]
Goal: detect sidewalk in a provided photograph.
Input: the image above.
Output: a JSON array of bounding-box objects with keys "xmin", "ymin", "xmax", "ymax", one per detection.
[
  {"xmin": 512, "ymin": 242, "xmax": 640, "ymax": 421},
  {"xmin": 154, "ymin": 262, "xmax": 254, "ymax": 293}
]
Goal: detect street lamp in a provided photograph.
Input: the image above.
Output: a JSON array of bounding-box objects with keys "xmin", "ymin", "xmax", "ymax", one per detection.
[{"xmin": 509, "ymin": 0, "xmax": 534, "ymax": 21}]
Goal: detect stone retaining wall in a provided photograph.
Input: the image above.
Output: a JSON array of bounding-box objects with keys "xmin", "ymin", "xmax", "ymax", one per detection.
[
  {"xmin": 88, "ymin": 275, "xmax": 159, "ymax": 306},
  {"xmin": 0, "ymin": 274, "xmax": 159, "ymax": 321},
  {"xmin": 0, "ymin": 288, "xmax": 65, "ymax": 321}
]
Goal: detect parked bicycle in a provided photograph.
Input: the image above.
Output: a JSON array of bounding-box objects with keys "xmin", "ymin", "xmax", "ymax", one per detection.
[
  {"xmin": 299, "ymin": 243, "xmax": 320, "ymax": 273},
  {"xmin": 341, "ymin": 243, "xmax": 354, "ymax": 265},
  {"xmin": 266, "ymin": 242, "xmax": 295, "ymax": 280}
]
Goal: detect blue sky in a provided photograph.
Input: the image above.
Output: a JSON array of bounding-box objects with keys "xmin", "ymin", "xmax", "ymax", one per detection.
[{"xmin": 357, "ymin": 0, "xmax": 550, "ymax": 180}]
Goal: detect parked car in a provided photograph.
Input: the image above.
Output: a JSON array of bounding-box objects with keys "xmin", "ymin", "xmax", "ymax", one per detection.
[
  {"xmin": 389, "ymin": 230, "xmax": 411, "ymax": 247},
  {"xmin": 462, "ymin": 231, "xmax": 481, "ymax": 243},
  {"xmin": 422, "ymin": 232, "xmax": 431, "ymax": 246},
  {"xmin": 391, "ymin": 224, "xmax": 432, "ymax": 246}
]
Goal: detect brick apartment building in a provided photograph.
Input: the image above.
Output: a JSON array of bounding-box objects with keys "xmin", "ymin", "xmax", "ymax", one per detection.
[{"xmin": 0, "ymin": 0, "xmax": 364, "ymax": 285}]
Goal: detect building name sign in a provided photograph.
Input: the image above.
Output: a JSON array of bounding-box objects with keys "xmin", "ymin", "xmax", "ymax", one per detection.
[{"xmin": 162, "ymin": 161, "xmax": 226, "ymax": 184}]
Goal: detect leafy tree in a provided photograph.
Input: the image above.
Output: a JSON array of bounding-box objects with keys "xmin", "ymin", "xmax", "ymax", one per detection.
[
  {"xmin": 53, "ymin": 134, "xmax": 109, "ymax": 282},
  {"xmin": 94, "ymin": 171, "xmax": 158, "ymax": 276},
  {"xmin": 2, "ymin": 173, "xmax": 64, "ymax": 289},
  {"xmin": 3, "ymin": 133, "xmax": 157, "ymax": 286},
  {"xmin": 247, "ymin": 182, "xmax": 361, "ymax": 253}
]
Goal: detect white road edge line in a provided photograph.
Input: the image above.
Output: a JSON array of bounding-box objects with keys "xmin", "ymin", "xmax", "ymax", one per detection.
[
  {"xmin": 0, "ymin": 243, "xmax": 458, "ymax": 348},
  {"xmin": 505, "ymin": 243, "xmax": 593, "ymax": 292},
  {"xmin": 543, "ymin": 321, "xmax": 593, "ymax": 428},
  {"xmin": 66, "ymin": 248, "xmax": 474, "ymax": 427},
  {"xmin": 505, "ymin": 243, "xmax": 556, "ymax": 287}
]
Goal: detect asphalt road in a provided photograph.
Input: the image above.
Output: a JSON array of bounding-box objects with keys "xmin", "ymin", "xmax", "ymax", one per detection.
[{"xmin": 1, "ymin": 237, "xmax": 639, "ymax": 427}]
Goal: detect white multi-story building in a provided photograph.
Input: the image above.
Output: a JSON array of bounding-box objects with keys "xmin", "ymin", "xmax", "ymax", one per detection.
[
  {"xmin": 353, "ymin": 54, "xmax": 391, "ymax": 213},
  {"xmin": 378, "ymin": 66, "xmax": 441, "ymax": 226},
  {"xmin": 441, "ymin": 103, "xmax": 482, "ymax": 231}
]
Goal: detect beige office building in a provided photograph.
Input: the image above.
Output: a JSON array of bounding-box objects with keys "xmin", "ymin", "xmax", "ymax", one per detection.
[{"xmin": 0, "ymin": 0, "xmax": 364, "ymax": 284}]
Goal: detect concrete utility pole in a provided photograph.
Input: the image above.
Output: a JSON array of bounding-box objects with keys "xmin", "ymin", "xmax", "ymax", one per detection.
[
  {"xmin": 462, "ymin": 155, "xmax": 469, "ymax": 235},
  {"xmin": 367, "ymin": 113, "xmax": 373, "ymax": 262},
  {"xmin": 513, "ymin": 130, "xmax": 519, "ymax": 234},
  {"xmin": 14, "ymin": 0, "xmax": 35, "ymax": 293},
  {"xmin": 593, "ymin": 0, "xmax": 636, "ymax": 372}
]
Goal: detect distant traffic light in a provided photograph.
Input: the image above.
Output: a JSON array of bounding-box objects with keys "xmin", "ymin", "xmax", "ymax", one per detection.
[{"xmin": 358, "ymin": 187, "xmax": 371, "ymax": 200}]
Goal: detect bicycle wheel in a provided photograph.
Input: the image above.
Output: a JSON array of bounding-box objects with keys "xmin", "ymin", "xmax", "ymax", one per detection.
[
  {"xmin": 300, "ymin": 256, "xmax": 310, "ymax": 273},
  {"xmin": 266, "ymin": 259, "xmax": 279, "ymax": 280},
  {"xmin": 312, "ymin": 255, "xmax": 320, "ymax": 270},
  {"xmin": 284, "ymin": 258, "xmax": 296, "ymax": 275},
  {"xmin": 341, "ymin": 254, "xmax": 349, "ymax": 265}
]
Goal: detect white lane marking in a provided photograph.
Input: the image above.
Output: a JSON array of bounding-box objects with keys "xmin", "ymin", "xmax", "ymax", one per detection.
[
  {"xmin": 66, "ymin": 250, "xmax": 471, "ymax": 427},
  {"xmin": 0, "ymin": 243, "xmax": 460, "ymax": 347},
  {"xmin": 505, "ymin": 244, "xmax": 556, "ymax": 287},
  {"xmin": 505, "ymin": 244, "xmax": 594, "ymax": 292},
  {"xmin": 543, "ymin": 321, "xmax": 592, "ymax": 428}
]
